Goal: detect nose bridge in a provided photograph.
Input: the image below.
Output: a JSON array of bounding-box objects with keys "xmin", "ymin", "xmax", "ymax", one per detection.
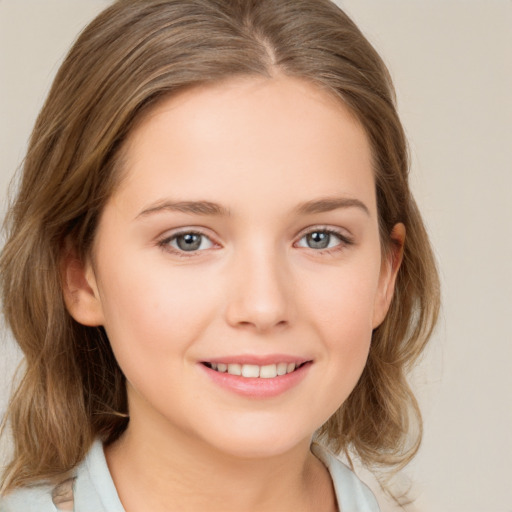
[{"xmin": 225, "ymin": 236, "xmax": 293, "ymax": 332}]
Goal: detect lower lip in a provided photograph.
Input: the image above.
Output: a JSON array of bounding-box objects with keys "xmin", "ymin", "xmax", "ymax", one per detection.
[{"xmin": 199, "ymin": 362, "xmax": 311, "ymax": 398}]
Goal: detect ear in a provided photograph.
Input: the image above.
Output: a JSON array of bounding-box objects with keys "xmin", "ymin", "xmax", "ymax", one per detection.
[
  {"xmin": 372, "ymin": 223, "xmax": 405, "ymax": 329},
  {"xmin": 61, "ymin": 242, "xmax": 105, "ymax": 326}
]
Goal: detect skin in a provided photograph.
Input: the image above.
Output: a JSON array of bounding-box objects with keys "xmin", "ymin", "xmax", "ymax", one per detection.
[{"xmin": 64, "ymin": 75, "xmax": 404, "ymax": 512}]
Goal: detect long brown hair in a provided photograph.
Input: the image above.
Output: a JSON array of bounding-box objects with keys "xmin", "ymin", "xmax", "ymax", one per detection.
[{"xmin": 1, "ymin": 0, "xmax": 439, "ymax": 492}]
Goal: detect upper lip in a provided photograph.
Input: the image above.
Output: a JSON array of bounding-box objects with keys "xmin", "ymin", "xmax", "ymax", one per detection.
[{"xmin": 200, "ymin": 354, "xmax": 312, "ymax": 366}]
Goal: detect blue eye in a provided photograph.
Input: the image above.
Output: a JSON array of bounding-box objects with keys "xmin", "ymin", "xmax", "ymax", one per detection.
[
  {"xmin": 296, "ymin": 230, "xmax": 348, "ymax": 250},
  {"xmin": 159, "ymin": 228, "xmax": 351, "ymax": 257},
  {"xmin": 163, "ymin": 232, "xmax": 214, "ymax": 253}
]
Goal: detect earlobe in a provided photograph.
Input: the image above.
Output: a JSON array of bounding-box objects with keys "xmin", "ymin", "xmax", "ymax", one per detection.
[
  {"xmin": 372, "ymin": 223, "xmax": 405, "ymax": 329},
  {"xmin": 61, "ymin": 245, "xmax": 105, "ymax": 327}
]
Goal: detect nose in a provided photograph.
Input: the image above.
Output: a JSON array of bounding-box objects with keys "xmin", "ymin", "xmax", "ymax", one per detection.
[{"xmin": 224, "ymin": 244, "xmax": 293, "ymax": 334}]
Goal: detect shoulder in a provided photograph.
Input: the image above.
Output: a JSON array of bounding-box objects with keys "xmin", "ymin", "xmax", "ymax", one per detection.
[
  {"xmin": 311, "ymin": 442, "xmax": 381, "ymax": 512},
  {"xmin": 1, "ymin": 440, "xmax": 123, "ymax": 512},
  {"xmin": 0, "ymin": 484, "xmax": 58, "ymax": 512}
]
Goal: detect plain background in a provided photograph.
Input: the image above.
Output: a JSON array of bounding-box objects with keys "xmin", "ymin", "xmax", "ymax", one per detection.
[{"xmin": 0, "ymin": 1, "xmax": 511, "ymax": 511}]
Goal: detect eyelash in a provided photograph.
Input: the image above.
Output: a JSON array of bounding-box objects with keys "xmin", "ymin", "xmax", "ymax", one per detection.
[
  {"xmin": 157, "ymin": 227, "xmax": 354, "ymax": 259},
  {"xmin": 295, "ymin": 227, "xmax": 354, "ymax": 255}
]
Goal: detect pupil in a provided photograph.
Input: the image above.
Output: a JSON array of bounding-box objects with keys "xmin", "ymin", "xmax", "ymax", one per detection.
[
  {"xmin": 177, "ymin": 233, "xmax": 201, "ymax": 251},
  {"xmin": 308, "ymin": 232, "xmax": 329, "ymax": 249}
]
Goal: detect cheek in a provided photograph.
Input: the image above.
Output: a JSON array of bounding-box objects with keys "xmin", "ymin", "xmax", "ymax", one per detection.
[
  {"xmin": 302, "ymin": 259, "xmax": 380, "ymax": 391},
  {"xmin": 96, "ymin": 255, "xmax": 218, "ymax": 359},
  {"xmin": 95, "ymin": 262, "xmax": 223, "ymax": 411},
  {"xmin": 305, "ymin": 261, "xmax": 379, "ymax": 336}
]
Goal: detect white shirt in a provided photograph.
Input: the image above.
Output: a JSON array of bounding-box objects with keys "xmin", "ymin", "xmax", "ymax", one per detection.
[{"xmin": 0, "ymin": 440, "xmax": 380, "ymax": 512}]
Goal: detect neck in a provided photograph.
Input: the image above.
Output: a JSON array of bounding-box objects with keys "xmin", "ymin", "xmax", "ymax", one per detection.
[{"xmin": 105, "ymin": 411, "xmax": 336, "ymax": 512}]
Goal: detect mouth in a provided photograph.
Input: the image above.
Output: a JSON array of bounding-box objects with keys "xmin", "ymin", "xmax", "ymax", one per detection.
[{"xmin": 201, "ymin": 361, "xmax": 310, "ymax": 379}]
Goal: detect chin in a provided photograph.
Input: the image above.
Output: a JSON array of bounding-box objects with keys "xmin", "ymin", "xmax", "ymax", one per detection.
[{"xmin": 194, "ymin": 417, "xmax": 315, "ymax": 460}]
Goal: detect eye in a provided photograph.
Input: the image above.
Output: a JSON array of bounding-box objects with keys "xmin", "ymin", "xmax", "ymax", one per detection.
[
  {"xmin": 296, "ymin": 229, "xmax": 351, "ymax": 251},
  {"xmin": 160, "ymin": 231, "xmax": 214, "ymax": 254}
]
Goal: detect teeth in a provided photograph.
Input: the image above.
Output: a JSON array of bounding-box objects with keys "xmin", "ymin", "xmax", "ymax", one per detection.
[
  {"xmin": 227, "ymin": 363, "xmax": 241, "ymax": 376},
  {"xmin": 276, "ymin": 362, "xmax": 287, "ymax": 376},
  {"xmin": 241, "ymin": 364, "xmax": 260, "ymax": 378},
  {"xmin": 209, "ymin": 362, "xmax": 302, "ymax": 378},
  {"xmin": 260, "ymin": 364, "xmax": 277, "ymax": 379}
]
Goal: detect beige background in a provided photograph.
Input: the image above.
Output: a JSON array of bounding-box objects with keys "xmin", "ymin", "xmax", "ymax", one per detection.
[{"xmin": 1, "ymin": 1, "xmax": 511, "ymax": 511}]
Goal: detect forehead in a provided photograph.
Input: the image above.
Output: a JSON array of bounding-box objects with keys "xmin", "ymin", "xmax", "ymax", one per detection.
[{"xmin": 112, "ymin": 75, "xmax": 376, "ymax": 218}]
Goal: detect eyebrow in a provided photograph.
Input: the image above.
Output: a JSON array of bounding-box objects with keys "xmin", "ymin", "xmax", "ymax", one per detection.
[
  {"xmin": 294, "ymin": 197, "xmax": 370, "ymax": 216},
  {"xmin": 136, "ymin": 196, "xmax": 369, "ymax": 219},
  {"xmin": 137, "ymin": 200, "xmax": 230, "ymax": 219}
]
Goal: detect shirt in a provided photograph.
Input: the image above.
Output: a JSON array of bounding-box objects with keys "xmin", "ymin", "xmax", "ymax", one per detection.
[{"xmin": 0, "ymin": 441, "xmax": 380, "ymax": 512}]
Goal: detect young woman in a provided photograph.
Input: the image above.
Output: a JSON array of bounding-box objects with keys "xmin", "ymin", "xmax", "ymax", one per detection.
[{"xmin": 0, "ymin": 1, "xmax": 439, "ymax": 511}]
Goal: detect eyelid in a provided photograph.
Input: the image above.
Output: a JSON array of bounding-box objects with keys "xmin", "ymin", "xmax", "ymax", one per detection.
[
  {"xmin": 157, "ymin": 227, "xmax": 220, "ymax": 257},
  {"xmin": 293, "ymin": 225, "xmax": 355, "ymax": 252},
  {"xmin": 156, "ymin": 224, "xmax": 354, "ymax": 258},
  {"xmin": 295, "ymin": 225, "xmax": 353, "ymax": 242}
]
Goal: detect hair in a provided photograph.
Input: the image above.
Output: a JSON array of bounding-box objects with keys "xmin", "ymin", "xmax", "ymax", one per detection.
[{"xmin": 0, "ymin": 0, "xmax": 439, "ymax": 493}]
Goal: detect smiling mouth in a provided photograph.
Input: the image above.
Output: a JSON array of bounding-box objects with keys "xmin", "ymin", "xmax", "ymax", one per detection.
[{"xmin": 201, "ymin": 361, "xmax": 310, "ymax": 379}]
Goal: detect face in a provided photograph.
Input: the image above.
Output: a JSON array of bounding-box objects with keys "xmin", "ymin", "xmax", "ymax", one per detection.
[{"xmin": 65, "ymin": 76, "xmax": 401, "ymax": 459}]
